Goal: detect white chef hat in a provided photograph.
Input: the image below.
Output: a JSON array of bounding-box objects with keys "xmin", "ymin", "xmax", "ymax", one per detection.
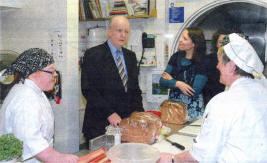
[{"xmin": 223, "ymin": 33, "xmax": 264, "ymax": 78}]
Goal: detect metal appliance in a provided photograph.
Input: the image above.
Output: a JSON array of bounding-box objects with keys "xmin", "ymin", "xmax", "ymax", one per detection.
[
  {"xmin": 0, "ymin": 50, "xmax": 18, "ymax": 104},
  {"xmin": 171, "ymin": 0, "xmax": 267, "ymax": 66}
]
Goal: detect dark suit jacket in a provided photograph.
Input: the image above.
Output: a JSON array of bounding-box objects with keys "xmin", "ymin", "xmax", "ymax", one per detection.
[{"xmin": 81, "ymin": 41, "xmax": 144, "ymax": 139}]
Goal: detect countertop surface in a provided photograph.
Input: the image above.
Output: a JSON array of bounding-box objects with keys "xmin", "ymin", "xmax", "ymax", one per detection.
[
  {"xmin": 152, "ymin": 118, "xmax": 202, "ymax": 154},
  {"xmin": 78, "ymin": 119, "xmax": 203, "ymax": 156}
]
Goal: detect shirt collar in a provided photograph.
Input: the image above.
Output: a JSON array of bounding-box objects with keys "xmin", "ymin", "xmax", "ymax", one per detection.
[
  {"xmin": 23, "ymin": 79, "xmax": 43, "ymax": 95},
  {"xmin": 229, "ymin": 77, "xmax": 250, "ymax": 90},
  {"xmin": 107, "ymin": 40, "xmax": 122, "ymax": 57}
]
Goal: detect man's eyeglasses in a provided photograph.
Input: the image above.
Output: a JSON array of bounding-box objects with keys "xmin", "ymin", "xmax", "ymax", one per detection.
[{"xmin": 39, "ymin": 69, "xmax": 57, "ymax": 75}]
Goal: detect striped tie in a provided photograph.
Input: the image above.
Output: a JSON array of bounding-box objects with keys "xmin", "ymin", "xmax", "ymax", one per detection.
[{"xmin": 116, "ymin": 50, "xmax": 128, "ymax": 92}]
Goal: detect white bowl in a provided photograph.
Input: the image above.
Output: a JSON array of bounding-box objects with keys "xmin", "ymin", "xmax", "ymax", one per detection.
[{"xmin": 107, "ymin": 143, "xmax": 160, "ymax": 163}]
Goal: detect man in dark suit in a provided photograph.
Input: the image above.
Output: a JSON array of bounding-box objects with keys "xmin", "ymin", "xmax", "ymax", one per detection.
[{"xmin": 81, "ymin": 16, "xmax": 144, "ymax": 148}]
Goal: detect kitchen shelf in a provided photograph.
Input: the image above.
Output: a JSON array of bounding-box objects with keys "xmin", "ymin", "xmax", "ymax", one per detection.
[{"xmin": 80, "ymin": 9, "xmax": 157, "ymax": 21}]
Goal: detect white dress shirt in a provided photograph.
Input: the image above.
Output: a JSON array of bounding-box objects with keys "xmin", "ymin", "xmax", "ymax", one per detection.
[
  {"xmin": 0, "ymin": 79, "xmax": 54, "ymax": 163},
  {"xmin": 190, "ymin": 77, "xmax": 267, "ymax": 162}
]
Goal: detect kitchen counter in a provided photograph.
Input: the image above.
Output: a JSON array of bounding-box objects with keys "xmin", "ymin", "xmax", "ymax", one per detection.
[
  {"xmin": 163, "ymin": 118, "xmax": 202, "ymax": 136},
  {"xmin": 81, "ymin": 119, "xmax": 203, "ymax": 156},
  {"xmin": 152, "ymin": 118, "xmax": 202, "ymax": 154}
]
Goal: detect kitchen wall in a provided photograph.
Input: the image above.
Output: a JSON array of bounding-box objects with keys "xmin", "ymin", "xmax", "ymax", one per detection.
[{"xmin": 0, "ymin": 0, "xmax": 80, "ymax": 153}]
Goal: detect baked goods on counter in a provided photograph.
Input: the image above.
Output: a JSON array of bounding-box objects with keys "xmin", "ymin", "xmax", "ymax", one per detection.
[
  {"xmin": 160, "ymin": 100, "xmax": 187, "ymax": 124},
  {"xmin": 119, "ymin": 112, "xmax": 162, "ymax": 144}
]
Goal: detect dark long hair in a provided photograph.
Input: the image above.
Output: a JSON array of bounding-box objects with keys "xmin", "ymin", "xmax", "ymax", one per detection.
[
  {"xmin": 211, "ymin": 29, "xmax": 232, "ymax": 53},
  {"xmin": 186, "ymin": 27, "xmax": 206, "ymax": 63}
]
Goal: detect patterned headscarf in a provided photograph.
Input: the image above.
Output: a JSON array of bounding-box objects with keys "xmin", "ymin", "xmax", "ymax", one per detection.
[{"xmin": 3, "ymin": 48, "xmax": 54, "ymax": 82}]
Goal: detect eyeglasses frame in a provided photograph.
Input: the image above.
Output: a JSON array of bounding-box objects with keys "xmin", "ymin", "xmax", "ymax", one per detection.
[{"xmin": 39, "ymin": 69, "xmax": 57, "ymax": 75}]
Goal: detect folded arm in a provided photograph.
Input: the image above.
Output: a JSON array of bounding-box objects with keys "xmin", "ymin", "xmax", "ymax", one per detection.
[
  {"xmin": 160, "ymin": 64, "xmax": 207, "ymax": 97},
  {"xmin": 160, "ymin": 65, "xmax": 195, "ymax": 96}
]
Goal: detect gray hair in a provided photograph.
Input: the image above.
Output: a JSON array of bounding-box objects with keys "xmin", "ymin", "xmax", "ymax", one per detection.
[{"xmin": 217, "ymin": 47, "xmax": 253, "ymax": 78}]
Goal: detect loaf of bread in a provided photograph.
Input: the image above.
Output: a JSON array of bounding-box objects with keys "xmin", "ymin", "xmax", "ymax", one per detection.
[
  {"xmin": 159, "ymin": 100, "xmax": 187, "ymax": 124},
  {"xmin": 119, "ymin": 112, "xmax": 162, "ymax": 144}
]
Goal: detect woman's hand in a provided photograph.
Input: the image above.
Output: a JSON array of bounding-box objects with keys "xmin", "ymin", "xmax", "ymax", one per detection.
[
  {"xmin": 162, "ymin": 72, "xmax": 195, "ymax": 96},
  {"xmin": 175, "ymin": 81, "xmax": 195, "ymax": 96},
  {"xmin": 162, "ymin": 72, "xmax": 173, "ymax": 80}
]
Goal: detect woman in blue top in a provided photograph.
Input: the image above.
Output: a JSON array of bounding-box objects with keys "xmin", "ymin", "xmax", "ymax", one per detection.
[{"xmin": 160, "ymin": 27, "xmax": 207, "ymax": 121}]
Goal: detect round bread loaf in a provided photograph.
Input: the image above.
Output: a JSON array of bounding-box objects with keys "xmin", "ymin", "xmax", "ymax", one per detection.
[
  {"xmin": 159, "ymin": 100, "xmax": 187, "ymax": 124},
  {"xmin": 119, "ymin": 112, "xmax": 162, "ymax": 144}
]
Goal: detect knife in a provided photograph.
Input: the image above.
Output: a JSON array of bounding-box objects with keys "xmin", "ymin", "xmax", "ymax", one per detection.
[{"xmin": 165, "ymin": 138, "xmax": 185, "ymax": 150}]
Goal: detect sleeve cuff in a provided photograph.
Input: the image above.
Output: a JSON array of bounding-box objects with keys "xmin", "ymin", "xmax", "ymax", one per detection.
[
  {"xmin": 170, "ymin": 79, "xmax": 177, "ymax": 88},
  {"xmin": 22, "ymin": 142, "xmax": 49, "ymax": 161},
  {"xmin": 189, "ymin": 145, "xmax": 201, "ymax": 162}
]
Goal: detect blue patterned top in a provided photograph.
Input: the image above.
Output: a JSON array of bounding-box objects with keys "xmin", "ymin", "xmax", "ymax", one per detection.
[{"xmin": 160, "ymin": 51, "xmax": 208, "ymax": 121}]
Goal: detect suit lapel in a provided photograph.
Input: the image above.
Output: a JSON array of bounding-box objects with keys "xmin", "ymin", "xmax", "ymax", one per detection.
[
  {"xmin": 122, "ymin": 48, "xmax": 131, "ymax": 72},
  {"xmin": 103, "ymin": 42, "xmax": 126, "ymax": 90},
  {"xmin": 102, "ymin": 42, "xmax": 119, "ymax": 74}
]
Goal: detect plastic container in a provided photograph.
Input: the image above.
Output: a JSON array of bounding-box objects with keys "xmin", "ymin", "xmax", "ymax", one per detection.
[
  {"xmin": 89, "ymin": 134, "xmax": 114, "ymax": 151},
  {"xmin": 107, "ymin": 143, "xmax": 160, "ymax": 163},
  {"xmin": 106, "ymin": 125, "xmax": 121, "ymax": 145}
]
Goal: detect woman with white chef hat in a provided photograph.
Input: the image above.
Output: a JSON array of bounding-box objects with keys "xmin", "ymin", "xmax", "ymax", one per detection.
[
  {"xmin": 157, "ymin": 33, "xmax": 267, "ymax": 163},
  {"xmin": 0, "ymin": 48, "xmax": 78, "ymax": 163}
]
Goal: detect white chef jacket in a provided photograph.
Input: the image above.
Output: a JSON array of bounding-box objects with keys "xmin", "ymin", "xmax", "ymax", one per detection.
[
  {"xmin": 190, "ymin": 77, "xmax": 267, "ymax": 162},
  {"xmin": 0, "ymin": 79, "xmax": 54, "ymax": 163}
]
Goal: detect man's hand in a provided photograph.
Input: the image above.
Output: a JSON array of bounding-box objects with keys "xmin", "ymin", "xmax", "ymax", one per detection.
[{"xmin": 108, "ymin": 113, "xmax": 121, "ymax": 126}]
